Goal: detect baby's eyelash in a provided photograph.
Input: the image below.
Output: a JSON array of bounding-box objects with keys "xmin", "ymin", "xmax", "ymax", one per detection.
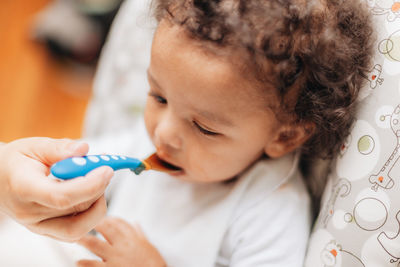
[
  {"xmin": 193, "ymin": 121, "xmax": 219, "ymax": 136},
  {"xmin": 149, "ymin": 92, "xmax": 167, "ymax": 104}
]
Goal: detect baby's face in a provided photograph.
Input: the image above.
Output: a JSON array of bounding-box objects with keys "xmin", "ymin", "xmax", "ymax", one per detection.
[{"xmin": 144, "ymin": 22, "xmax": 282, "ymax": 183}]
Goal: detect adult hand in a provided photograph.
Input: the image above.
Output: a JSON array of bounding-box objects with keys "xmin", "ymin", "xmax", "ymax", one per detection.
[{"xmin": 0, "ymin": 137, "xmax": 114, "ymax": 242}]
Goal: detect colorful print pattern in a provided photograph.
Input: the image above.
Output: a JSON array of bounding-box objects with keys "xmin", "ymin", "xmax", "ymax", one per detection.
[{"xmin": 305, "ymin": 3, "xmax": 400, "ymax": 266}]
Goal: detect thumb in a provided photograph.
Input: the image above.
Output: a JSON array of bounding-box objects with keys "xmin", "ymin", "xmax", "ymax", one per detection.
[{"xmin": 16, "ymin": 137, "xmax": 89, "ymax": 166}]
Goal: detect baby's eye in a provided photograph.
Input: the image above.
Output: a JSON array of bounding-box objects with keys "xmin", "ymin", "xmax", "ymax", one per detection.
[
  {"xmin": 149, "ymin": 92, "xmax": 167, "ymax": 104},
  {"xmin": 193, "ymin": 121, "xmax": 219, "ymax": 136}
]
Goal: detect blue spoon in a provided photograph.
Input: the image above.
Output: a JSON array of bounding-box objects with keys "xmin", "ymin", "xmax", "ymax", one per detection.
[{"xmin": 50, "ymin": 153, "xmax": 180, "ymax": 180}]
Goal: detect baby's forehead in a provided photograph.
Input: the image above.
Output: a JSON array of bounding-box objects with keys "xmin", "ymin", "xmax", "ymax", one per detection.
[
  {"xmin": 185, "ymin": 36, "xmax": 278, "ymax": 95},
  {"xmin": 154, "ymin": 21, "xmax": 288, "ymax": 115},
  {"xmin": 190, "ymin": 42, "xmax": 284, "ymax": 112}
]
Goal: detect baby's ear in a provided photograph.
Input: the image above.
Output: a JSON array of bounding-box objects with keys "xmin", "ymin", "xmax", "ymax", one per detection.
[{"xmin": 264, "ymin": 121, "xmax": 315, "ymax": 158}]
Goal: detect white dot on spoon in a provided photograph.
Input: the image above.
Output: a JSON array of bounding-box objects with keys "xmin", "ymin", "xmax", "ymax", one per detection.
[
  {"xmin": 72, "ymin": 157, "xmax": 87, "ymax": 166},
  {"xmin": 88, "ymin": 156, "xmax": 100, "ymax": 163},
  {"xmin": 100, "ymin": 155, "xmax": 110, "ymax": 161}
]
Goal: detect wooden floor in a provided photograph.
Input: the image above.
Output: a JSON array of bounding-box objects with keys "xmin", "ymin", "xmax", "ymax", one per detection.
[{"xmin": 0, "ymin": 0, "xmax": 93, "ymax": 142}]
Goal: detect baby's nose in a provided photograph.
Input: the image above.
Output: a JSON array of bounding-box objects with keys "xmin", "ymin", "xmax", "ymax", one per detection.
[{"xmin": 154, "ymin": 117, "xmax": 182, "ymax": 151}]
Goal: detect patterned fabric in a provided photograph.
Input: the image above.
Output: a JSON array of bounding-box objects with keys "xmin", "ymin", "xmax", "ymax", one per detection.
[
  {"xmin": 83, "ymin": 0, "xmax": 153, "ymax": 138},
  {"xmin": 305, "ymin": 2, "xmax": 400, "ymax": 266}
]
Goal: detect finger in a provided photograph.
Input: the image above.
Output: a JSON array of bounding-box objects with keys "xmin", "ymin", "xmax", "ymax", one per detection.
[
  {"xmin": 95, "ymin": 217, "xmax": 128, "ymax": 245},
  {"xmin": 132, "ymin": 223, "xmax": 147, "ymax": 240},
  {"xmin": 77, "ymin": 235, "xmax": 110, "ymax": 259},
  {"xmin": 110, "ymin": 218, "xmax": 142, "ymax": 239},
  {"xmin": 32, "ymin": 196, "xmax": 107, "ymax": 242},
  {"xmin": 26, "ymin": 166, "xmax": 113, "ymax": 210},
  {"xmin": 14, "ymin": 196, "xmax": 103, "ymax": 226},
  {"xmin": 18, "ymin": 137, "xmax": 89, "ymax": 166},
  {"xmin": 76, "ymin": 260, "xmax": 106, "ymax": 267}
]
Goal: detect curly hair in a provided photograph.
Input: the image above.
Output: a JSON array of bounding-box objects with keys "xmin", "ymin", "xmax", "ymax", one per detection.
[{"xmin": 152, "ymin": 0, "xmax": 375, "ymax": 159}]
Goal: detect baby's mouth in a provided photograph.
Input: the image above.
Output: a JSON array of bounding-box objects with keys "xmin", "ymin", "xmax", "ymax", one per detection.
[
  {"xmin": 155, "ymin": 154, "xmax": 182, "ymax": 171},
  {"xmin": 147, "ymin": 153, "xmax": 183, "ymax": 173}
]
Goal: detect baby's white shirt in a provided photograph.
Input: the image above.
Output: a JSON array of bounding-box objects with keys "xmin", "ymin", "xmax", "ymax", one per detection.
[{"xmin": 89, "ymin": 120, "xmax": 312, "ymax": 267}]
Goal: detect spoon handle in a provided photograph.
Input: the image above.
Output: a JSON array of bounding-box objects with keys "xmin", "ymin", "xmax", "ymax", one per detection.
[{"xmin": 50, "ymin": 155, "xmax": 146, "ymax": 180}]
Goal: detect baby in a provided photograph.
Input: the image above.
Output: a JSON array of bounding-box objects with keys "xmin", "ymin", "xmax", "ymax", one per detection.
[{"xmin": 75, "ymin": 0, "xmax": 374, "ymax": 266}]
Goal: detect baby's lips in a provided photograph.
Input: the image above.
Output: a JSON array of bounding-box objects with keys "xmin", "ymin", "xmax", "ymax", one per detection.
[{"xmin": 144, "ymin": 153, "xmax": 182, "ymax": 173}]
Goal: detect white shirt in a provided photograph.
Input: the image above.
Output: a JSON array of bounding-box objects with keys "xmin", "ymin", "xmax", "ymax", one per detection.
[{"xmin": 91, "ymin": 120, "xmax": 312, "ymax": 267}]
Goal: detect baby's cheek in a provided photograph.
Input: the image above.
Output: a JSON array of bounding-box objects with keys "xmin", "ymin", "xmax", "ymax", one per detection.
[
  {"xmin": 205, "ymin": 159, "xmax": 241, "ymax": 182},
  {"xmin": 189, "ymin": 157, "xmax": 212, "ymax": 177},
  {"xmin": 186, "ymin": 154, "xmax": 220, "ymax": 181}
]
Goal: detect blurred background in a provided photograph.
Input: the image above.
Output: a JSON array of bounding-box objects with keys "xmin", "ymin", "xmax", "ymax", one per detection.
[{"xmin": 0, "ymin": 0, "xmax": 122, "ymax": 142}]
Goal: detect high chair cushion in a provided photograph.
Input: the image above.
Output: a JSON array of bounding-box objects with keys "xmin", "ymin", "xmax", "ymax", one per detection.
[{"xmin": 304, "ymin": 4, "xmax": 400, "ymax": 266}]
